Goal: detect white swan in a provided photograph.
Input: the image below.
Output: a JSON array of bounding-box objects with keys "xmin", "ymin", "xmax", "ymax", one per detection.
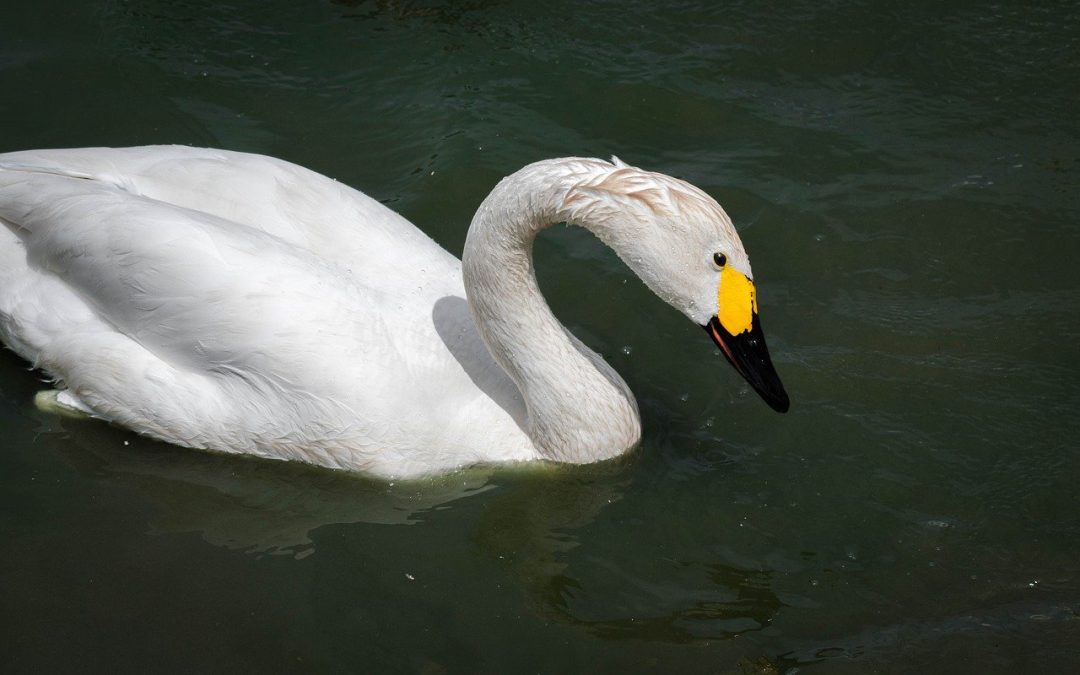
[{"xmin": 0, "ymin": 146, "xmax": 787, "ymax": 478}]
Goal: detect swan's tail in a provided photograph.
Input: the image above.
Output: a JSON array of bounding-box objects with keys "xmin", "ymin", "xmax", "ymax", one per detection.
[{"xmin": 34, "ymin": 389, "xmax": 95, "ymax": 419}]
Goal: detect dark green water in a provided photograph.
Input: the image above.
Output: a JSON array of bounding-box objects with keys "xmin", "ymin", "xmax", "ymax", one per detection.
[{"xmin": 2, "ymin": 1, "xmax": 1079, "ymax": 672}]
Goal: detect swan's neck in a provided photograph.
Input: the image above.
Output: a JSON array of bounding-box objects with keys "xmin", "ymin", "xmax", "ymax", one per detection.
[{"xmin": 462, "ymin": 159, "xmax": 641, "ymax": 463}]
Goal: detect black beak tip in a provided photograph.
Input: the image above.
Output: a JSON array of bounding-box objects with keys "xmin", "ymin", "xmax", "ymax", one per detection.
[
  {"xmin": 704, "ymin": 316, "xmax": 790, "ymax": 414},
  {"xmin": 767, "ymin": 389, "xmax": 790, "ymax": 414}
]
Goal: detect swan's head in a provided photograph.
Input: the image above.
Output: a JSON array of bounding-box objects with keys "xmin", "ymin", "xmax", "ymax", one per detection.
[{"xmin": 560, "ymin": 158, "xmax": 789, "ymax": 412}]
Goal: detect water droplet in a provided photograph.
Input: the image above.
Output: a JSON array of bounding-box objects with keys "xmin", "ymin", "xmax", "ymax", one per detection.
[
  {"xmin": 621, "ymin": 345, "xmax": 632, "ymax": 356},
  {"xmin": 679, "ymin": 393, "xmax": 689, "ymax": 402}
]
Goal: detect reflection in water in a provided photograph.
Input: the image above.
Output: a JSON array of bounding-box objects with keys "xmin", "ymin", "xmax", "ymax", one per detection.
[
  {"xmin": 23, "ymin": 361, "xmax": 789, "ymax": 649},
  {"xmin": 545, "ymin": 560, "xmax": 786, "ymax": 644},
  {"xmin": 566, "ymin": 563, "xmax": 785, "ymax": 642},
  {"xmin": 471, "ymin": 461, "xmax": 788, "ymax": 644},
  {"xmin": 474, "ymin": 465, "xmax": 627, "ymax": 584},
  {"xmin": 43, "ymin": 413, "xmax": 496, "ymax": 556},
  {"xmin": 8, "ymin": 351, "xmax": 789, "ymax": 649}
]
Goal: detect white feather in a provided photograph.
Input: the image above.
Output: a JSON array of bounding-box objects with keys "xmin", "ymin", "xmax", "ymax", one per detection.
[{"xmin": 0, "ymin": 146, "xmax": 754, "ymax": 478}]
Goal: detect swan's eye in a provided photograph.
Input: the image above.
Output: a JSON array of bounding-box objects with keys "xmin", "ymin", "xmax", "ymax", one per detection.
[{"xmin": 712, "ymin": 252, "xmax": 727, "ymax": 268}]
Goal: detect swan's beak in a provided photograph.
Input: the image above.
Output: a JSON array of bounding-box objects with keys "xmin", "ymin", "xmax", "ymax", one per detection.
[{"xmin": 703, "ymin": 269, "xmax": 790, "ymax": 412}]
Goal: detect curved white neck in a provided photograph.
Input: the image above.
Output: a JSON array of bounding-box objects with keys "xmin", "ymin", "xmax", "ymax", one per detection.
[{"xmin": 461, "ymin": 159, "xmax": 642, "ymax": 463}]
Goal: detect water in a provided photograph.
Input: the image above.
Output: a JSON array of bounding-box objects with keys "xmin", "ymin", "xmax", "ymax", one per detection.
[{"xmin": 2, "ymin": 1, "xmax": 1079, "ymax": 672}]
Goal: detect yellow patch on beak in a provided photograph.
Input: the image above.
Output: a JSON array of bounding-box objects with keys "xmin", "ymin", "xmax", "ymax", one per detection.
[{"xmin": 717, "ymin": 266, "xmax": 758, "ymax": 335}]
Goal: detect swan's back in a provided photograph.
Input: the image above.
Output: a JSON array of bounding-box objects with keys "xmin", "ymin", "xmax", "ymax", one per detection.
[
  {"xmin": 0, "ymin": 145, "xmax": 459, "ymax": 285},
  {"xmin": 0, "ymin": 146, "xmax": 532, "ymax": 476}
]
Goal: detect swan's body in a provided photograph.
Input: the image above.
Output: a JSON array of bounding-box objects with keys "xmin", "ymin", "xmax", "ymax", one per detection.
[{"xmin": 0, "ymin": 146, "xmax": 787, "ymax": 478}]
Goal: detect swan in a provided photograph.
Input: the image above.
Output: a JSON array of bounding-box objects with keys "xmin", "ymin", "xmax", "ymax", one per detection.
[{"xmin": 0, "ymin": 146, "xmax": 788, "ymax": 478}]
